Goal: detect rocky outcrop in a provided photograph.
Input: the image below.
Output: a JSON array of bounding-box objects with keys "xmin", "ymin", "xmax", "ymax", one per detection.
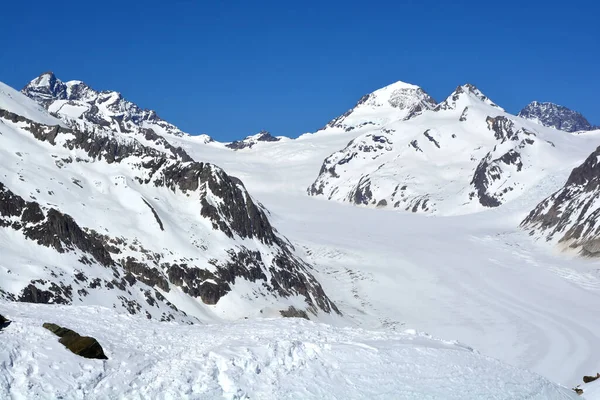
[
  {"xmin": 226, "ymin": 130, "xmax": 281, "ymax": 150},
  {"xmin": 518, "ymin": 101, "xmax": 597, "ymax": 132},
  {"xmin": 0, "ymin": 314, "xmax": 8, "ymax": 330},
  {"xmin": 43, "ymin": 322, "xmax": 108, "ymax": 360},
  {"xmin": 521, "ymin": 146, "xmax": 600, "ymax": 256}
]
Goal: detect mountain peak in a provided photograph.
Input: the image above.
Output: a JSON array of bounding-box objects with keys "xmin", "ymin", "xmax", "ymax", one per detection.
[
  {"xmin": 29, "ymin": 71, "xmax": 57, "ymax": 87},
  {"xmin": 518, "ymin": 101, "xmax": 595, "ymax": 132},
  {"xmin": 436, "ymin": 83, "xmax": 502, "ymax": 111},
  {"xmin": 322, "ymin": 80, "xmax": 437, "ymax": 131},
  {"xmin": 21, "ymin": 72, "xmax": 191, "ymax": 137}
]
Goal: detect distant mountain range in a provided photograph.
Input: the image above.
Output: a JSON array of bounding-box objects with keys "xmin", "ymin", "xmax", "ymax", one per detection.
[{"xmin": 0, "ymin": 70, "xmax": 599, "ymax": 326}]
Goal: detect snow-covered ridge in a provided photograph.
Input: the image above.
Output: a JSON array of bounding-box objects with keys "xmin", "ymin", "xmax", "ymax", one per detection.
[
  {"xmin": 22, "ymin": 72, "xmax": 203, "ymax": 139},
  {"xmin": 1, "ymin": 79, "xmax": 339, "ymax": 322}
]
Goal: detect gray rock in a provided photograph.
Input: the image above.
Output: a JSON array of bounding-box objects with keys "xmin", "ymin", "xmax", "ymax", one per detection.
[{"xmin": 43, "ymin": 322, "xmax": 108, "ymax": 360}]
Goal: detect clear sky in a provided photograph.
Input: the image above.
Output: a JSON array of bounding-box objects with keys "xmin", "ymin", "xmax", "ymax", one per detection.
[{"xmin": 1, "ymin": 0, "xmax": 598, "ymax": 140}]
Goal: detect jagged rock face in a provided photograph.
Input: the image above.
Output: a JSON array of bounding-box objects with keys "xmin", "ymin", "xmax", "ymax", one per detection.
[
  {"xmin": 22, "ymin": 72, "xmax": 213, "ymax": 142},
  {"xmin": 309, "ymin": 84, "xmax": 565, "ymax": 215},
  {"xmin": 319, "ymin": 81, "xmax": 437, "ymax": 133},
  {"xmin": 518, "ymin": 101, "xmax": 596, "ymax": 133},
  {"xmin": 1, "ymin": 79, "xmax": 339, "ymax": 320},
  {"xmin": 226, "ymin": 130, "xmax": 281, "ymax": 150},
  {"xmin": 521, "ymin": 146, "xmax": 600, "ymax": 256}
]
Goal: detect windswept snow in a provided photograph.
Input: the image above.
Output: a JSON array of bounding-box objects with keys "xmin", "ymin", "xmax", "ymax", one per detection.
[{"xmin": 0, "ymin": 302, "xmax": 578, "ymax": 399}]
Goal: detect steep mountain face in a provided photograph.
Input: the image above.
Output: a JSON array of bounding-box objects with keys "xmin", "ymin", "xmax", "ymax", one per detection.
[
  {"xmin": 521, "ymin": 146, "xmax": 600, "ymax": 256},
  {"xmin": 1, "ymin": 79, "xmax": 338, "ymax": 321},
  {"xmin": 319, "ymin": 81, "xmax": 437, "ymax": 133},
  {"xmin": 308, "ymin": 84, "xmax": 582, "ymax": 215},
  {"xmin": 226, "ymin": 130, "xmax": 284, "ymax": 150},
  {"xmin": 22, "ymin": 72, "xmax": 214, "ymax": 143},
  {"xmin": 518, "ymin": 101, "xmax": 596, "ymax": 132}
]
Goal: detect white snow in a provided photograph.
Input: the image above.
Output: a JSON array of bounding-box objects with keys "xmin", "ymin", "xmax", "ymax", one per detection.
[
  {"xmin": 1, "ymin": 76, "xmax": 599, "ymax": 397},
  {"xmin": 0, "ymin": 82, "xmax": 63, "ymax": 126},
  {"xmin": 0, "ymin": 302, "xmax": 578, "ymax": 399}
]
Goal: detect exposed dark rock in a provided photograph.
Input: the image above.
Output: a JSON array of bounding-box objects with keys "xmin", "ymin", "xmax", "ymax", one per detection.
[
  {"xmin": 43, "ymin": 322, "xmax": 108, "ymax": 359},
  {"xmin": 280, "ymin": 306, "xmax": 309, "ymax": 320},
  {"xmin": 522, "ymin": 146, "xmax": 600, "ymax": 255},
  {"xmin": 0, "ymin": 314, "xmax": 9, "ymax": 330},
  {"xmin": 226, "ymin": 131, "xmax": 281, "ymax": 150},
  {"xmin": 518, "ymin": 101, "xmax": 596, "ymax": 132},
  {"xmin": 141, "ymin": 199, "xmax": 164, "ymax": 231},
  {"xmin": 583, "ymin": 373, "xmax": 600, "ymax": 384},
  {"xmin": 349, "ymin": 177, "xmax": 373, "ymax": 205},
  {"xmin": 423, "ymin": 130, "xmax": 440, "ymax": 148}
]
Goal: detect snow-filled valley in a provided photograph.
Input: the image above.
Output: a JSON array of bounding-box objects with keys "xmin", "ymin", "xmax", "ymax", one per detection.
[{"xmin": 1, "ymin": 72, "xmax": 600, "ymax": 398}]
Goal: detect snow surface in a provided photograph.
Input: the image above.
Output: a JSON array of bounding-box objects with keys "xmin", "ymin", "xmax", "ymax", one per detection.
[
  {"xmin": 0, "ymin": 82, "xmax": 62, "ymax": 126},
  {"xmin": 2, "ymin": 75, "xmax": 600, "ymax": 397},
  {"xmin": 169, "ymin": 120, "xmax": 600, "ymax": 387},
  {"xmin": 0, "ymin": 302, "xmax": 579, "ymax": 399}
]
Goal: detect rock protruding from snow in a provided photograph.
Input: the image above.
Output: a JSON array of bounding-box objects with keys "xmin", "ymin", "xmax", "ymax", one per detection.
[
  {"xmin": 518, "ymin": 101, "xmax": 597, "ymax": 132},
  {"xmin": 226, "ymin": 130, "xmax": 282, "ymax": 150},
  {"xmin": 320, "ymin": 80, "xmax": 437, "ymax": 133},
  {"xmin": 43, "ymin": 322, "xmax": 108, "ymax": 360},
  {"xmin": 22, "ymin": 72, "xmax": 207, "ymax": 139},
  {"xmin": 521, "ymin": 146, "xmax": 600, "ymax": 256}
]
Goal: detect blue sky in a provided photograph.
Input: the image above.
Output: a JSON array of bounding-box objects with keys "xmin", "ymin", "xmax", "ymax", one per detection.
[{"xmin": 1, "ymin": 0, "xmax": 598, "ymax": 140}]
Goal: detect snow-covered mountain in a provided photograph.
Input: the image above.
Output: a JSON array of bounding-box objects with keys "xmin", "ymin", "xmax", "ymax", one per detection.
[
  {"xmin": 1, "ymin": 79, "xmax": 339, "ymax": 322},
  {"xmin": 3, "ymin": 72, "xmax": 600, "ymax": 397},
  {"xmin": 319, "ymin": 80, "xmax": 437, "ymax": 133},
  {"xmin": 225, "ymin": 130, "xmax": 286, "ymax": 150},
  {"xmin": 22, "ymin": 72, "xmax": 214, "ymax": 143},
  {"xmin": 308, "ymin": 83, "xmax": 593, "ymax": 215},
  {"xmin": 521, "ymin": 143, "xmax": 600, "ymax": 256},
  {"xmin": 518, "ymin": 101, "xmax": 597, "ymax": 132}
]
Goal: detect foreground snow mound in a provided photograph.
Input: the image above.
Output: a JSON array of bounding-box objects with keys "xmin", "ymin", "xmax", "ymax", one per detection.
[
  {"xmin": 0, "ymin": 302, "xmax": 577, "ymax": 400},
  {"xmin": 522, "ymin": 145, "xmax": 600, "ymax": 256},
  {"xmin": 0, "ymin": 79, "xmax": 338, "ymax": 322},
  {"xmin": 309, "ymin": 83, "xmax": 596, "ymax": 215}
]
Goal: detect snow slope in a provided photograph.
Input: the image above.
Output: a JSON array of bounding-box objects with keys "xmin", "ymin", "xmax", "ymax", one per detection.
[
  {"xmin": 168, "ymin": 117, "xmax": 600, "ymax": 387},
  {"xmin": 0, "ymin": 79, "xmax": 338, "ymax": 323},
  {"xmin": 4, "ymin": 73, "xmax": 600, "ymax": 396},
  {"xmin": 0, "ymin": 302, "xmax": 578, "ymax": 400}
]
